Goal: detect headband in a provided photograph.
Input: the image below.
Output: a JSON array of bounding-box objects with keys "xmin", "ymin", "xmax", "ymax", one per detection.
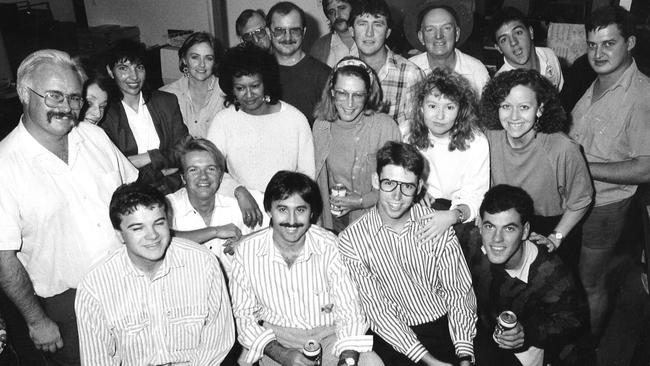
[{"xmin": 334, "ymin": 58, "xmax": 374, "ymax": 84}]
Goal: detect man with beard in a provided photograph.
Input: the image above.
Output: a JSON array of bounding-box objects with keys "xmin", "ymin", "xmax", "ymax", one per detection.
[
  {"xmin": 310, "ymin": 0, "xmax": 359, "ymax": 67},
  {"xmin": 268, "ymin": 1, "xmax": 331, "ymax": 127},
  {"xmin": 0, "ymin": 49, "xmax": 138, "ymax": 365},
  {"xmin": 230, "ymin": 171, "xmax": 382, "ymax": 366}
]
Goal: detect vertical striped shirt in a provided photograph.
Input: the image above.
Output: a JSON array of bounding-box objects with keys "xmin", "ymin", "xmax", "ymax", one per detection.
[
  {"xmin": 338, "ymin": 205, "xmax": 477, "ymax": 362},
  {"xmin": 75, "ymin": 237, "xmax": 235, "ymax": 365},
  {"xmin": 230, "ymin": 226, "xmax": 373, "ymax": 363}
]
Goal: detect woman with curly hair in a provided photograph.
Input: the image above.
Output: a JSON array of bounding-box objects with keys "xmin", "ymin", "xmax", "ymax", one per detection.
[
  {"xmin": 409, "ymin": 68, "xmax": 489, "ymax": 242},
  {"xmin": 313, "ymin": 57, "xmax": 400, "ymax": 231},
  {"xmin": 479, "ymin": 69, "xmax": 593, "ymax": 259}
]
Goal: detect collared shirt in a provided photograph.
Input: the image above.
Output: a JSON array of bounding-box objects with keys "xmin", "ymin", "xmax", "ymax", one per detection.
[
  {"xmin": 160, "ymin": 75, "xmax": 226, "ymax": 138},
  {"xmin": 338, "ymin": 205, "xmax": 477, "ymax": 362},
  {"xmin": 571, "ymin": 60, "xmax": 650, "ymax": 206},
  {"xmin": 230, "ymin": 226, "xmax": 372, "ymax": 363},
  {"xmin": 0, "ymin": 120, "xmax": 138, "ymax": 297},
  {"xmin": 377, "ymin": 48, "xmax": 425, "ymax": 139},
  {"xmin": 326, "ymin": 32, "xmax": 359, "ymax": 68},
  {"xmin": 75, "ymin": 237, "xmax": 235, "ymax": 365},
  {"xmin": 497, "ymin": 47, "xmax": 564, "ymax": 90},
  {"xmin": 409, "ymin": 49, "xmax": 490, "ymax": 97},
  {"xmin": 121, "ymin": 92, "xmax": 160, "ymax": 154}
]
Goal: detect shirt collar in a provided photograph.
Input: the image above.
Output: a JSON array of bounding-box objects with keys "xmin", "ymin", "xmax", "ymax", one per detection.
[
  {"xmin": 121, "ymin": 239, "xmax": 184, "ymax": 278},
  {"xmin": 255, "ymin": 227, "xmax": 323, "ymax": 259},
  {"xmin": 18, "ymin": 115, "xmax": 85, "ymax": 160},
  {"xmin": 366, "ymin": 204, "xmax": 421, "ymax": 236}
]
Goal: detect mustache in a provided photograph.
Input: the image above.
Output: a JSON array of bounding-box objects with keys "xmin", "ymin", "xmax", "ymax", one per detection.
[
  {"xmin": 279, "ymin": 223, "xmax": 304, "ymax": 228},
  {"xmin": 334, "ymin": 18, "xmax": 347, "ymax": 25},
  {"xmin": 47, "ymin": 111, "xmax": 78, "ymax": 124}
]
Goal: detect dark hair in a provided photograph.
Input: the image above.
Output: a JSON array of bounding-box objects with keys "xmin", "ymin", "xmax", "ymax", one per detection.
[
  {"xmin": 479, "ymin": 68, "xmax": 569, "ymax": 134},
  {"xmin": 109, "ymin": 182, "xmax": 168, "ymax": 230},
  {"xmin": 348, "ymin": 0, "xmax": 392, "ymax": 28},
  {"xmin": 479, "ymin": 184, "xmax": 534, "ymax": 225},
  {"xmin": 217, "ymin": 44, "xmax": 281, "ymax": 108},
  {"xmin": 321, "ymin": 0, "xmax": 353, "ymax": 17},
  {"xmin": 179, "ymin": 138, "xmax": 226, "ymax": 173},
  {"xmin": 491, "ymin": 7, "xmax": 529, "ymax": 42},
  {"xmin": 409, "ymin": 68, "xmax": 479, "ymax": 151},
  {"xmin": 586, "ymin": 5, "xmax": 635, "ymax": 40},
  {"xmin": 376, "ymin": 141, "xmax": 425, "ymax": 180},
  {"xmin": 267, "ymin": 1, "xmax": 306, "ymax": 28},
  {"xmin": 236, "ymin": 9, "xmax": 267, "ymax": 36},
  {"xmin": 314, "ymin": 56, "xmax": 383, "ymax": 121},
  {"xmin": 417, "ymin": 5, "xmax": 459, "ymax": 29},
  {"xmin": 177, "ymin": 32, "xmax": 220, "ymax": 73},
  {"xmin": 105, "ymin": 39, "xmax": 149, "ymax": 101},
  {"xmin": 79, "ymin": 67, "xmax": 113, "ymax": 123},
  {"xmin": 263, "ymin": 171, "xmax": 323, "ymax": 224}
]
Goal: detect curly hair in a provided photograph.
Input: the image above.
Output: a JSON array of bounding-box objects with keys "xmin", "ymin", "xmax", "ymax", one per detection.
[
  {"xmin": 313, "ymin": 56, "xmax": 383, "ymax": 121},
  {"xmin": 217, "ymin": 44, "xmax": 281, "ymax": 108},
  {"xmin": 479, "ymin": 69, "xmax": 569, "ymax": 134},
  {"xmin": 409, "ymin": 68, "xmax": 479, "ymax": 151}
]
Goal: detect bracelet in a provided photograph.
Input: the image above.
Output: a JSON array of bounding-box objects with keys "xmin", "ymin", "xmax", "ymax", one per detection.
[{"xmin": 458, "ymin": 354, "xmax": 474, "ymax": 365}]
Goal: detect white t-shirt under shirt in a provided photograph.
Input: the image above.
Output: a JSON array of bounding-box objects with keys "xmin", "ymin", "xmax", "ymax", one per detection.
[
  {"xmin": 121, "ymin": 92, "xmax": 160, "ymax": 153},
  {"xmin": 497, "ymin": 47, "xmax": 564, "ymax": 91},
  {"xmin": 409, "ymin": 49, "xmax": 490, "ymax": 97}
]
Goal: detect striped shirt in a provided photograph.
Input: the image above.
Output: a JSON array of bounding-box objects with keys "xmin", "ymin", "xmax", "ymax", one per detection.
[
  {"xmin": 230, "ymin": 226, "xmax": 372, "ymax": 363},
  {"xmin": 338, "ymin": 205, "xmax": 477, "ymax": 362},
  {"xmin": 75, "ymin": 237, "xmax": 235, "ymax": 365}
]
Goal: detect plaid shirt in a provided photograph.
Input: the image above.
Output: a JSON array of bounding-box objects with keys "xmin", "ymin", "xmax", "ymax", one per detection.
[{"xmin": 377, "ymin": 48, "xmax": 424, "ymax": 139}]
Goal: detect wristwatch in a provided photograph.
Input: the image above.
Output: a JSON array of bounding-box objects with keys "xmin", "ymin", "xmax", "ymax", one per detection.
[
  {"xmin": 550, "ymin": 231, "xmax": 564, "ymax": 245},
  {"xmin": 344, "ymin": 357, "xmax": 356, "ymax": 365},
  {"xmin": 458, "ymin": 354, "xmax": 474, "ymax": 365}
]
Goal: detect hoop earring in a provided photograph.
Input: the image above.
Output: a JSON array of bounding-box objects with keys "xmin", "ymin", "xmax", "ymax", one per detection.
[{"xmin": 183, "ymin": 66, "xmax": 189, "ymax": 78}]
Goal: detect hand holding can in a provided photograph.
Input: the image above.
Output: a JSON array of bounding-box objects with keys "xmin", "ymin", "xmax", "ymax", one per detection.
[
  {"xmin": 493, "ymin": 310, "xmax": 518, "ymax": 344},
  {"xmin": 303, "ymin": 339, "xmax": 322, "ymax": 365}
]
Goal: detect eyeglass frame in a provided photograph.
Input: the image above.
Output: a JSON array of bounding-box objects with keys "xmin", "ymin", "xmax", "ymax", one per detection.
[
  {"xmin": 378, "ymin": 178, "xmax": 419, "ymax": 197},
  {"xmin": 331, "ymin": 89, "xmax": 367, "ymax": 104},
  {"xmin": 270, "ymin": 26, "xmax": 304, "ymax": 39},
  {"xmin": 242, "ymin": 27, "xmax": 268, "ymax": 43},
  {"xmin": 27, "ymin": 87, "xmax": 84, "ymax": 109}
]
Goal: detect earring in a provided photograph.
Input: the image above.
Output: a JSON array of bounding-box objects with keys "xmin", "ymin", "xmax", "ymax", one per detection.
[
  {"xmin": 263, "ymin": 95, "xmax": 271, "ymax": 103},
  {"xmin": 536, "ymin": 110, "xmax": 542, "ymax": 118},
  {"xmin": 183, "ymin": 66, "xmax": 189, "ymax": 78}
]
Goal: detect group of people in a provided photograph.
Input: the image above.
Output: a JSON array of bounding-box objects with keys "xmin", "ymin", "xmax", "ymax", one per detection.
[{"xmin": 0, "ymin": 0, "xmax": 648, "ymax": 365}]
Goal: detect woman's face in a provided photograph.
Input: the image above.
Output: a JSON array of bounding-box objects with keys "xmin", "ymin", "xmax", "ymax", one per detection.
[
  {"xmin": 498, "ymin": 84, "xmax": 541, "ymax": 147},
  {"xmin": 83, "ymin": 83, "xmax": 108, "ymax": 125},
  {"xmin": 233, "ymin": 73, "xmax": 266, "ymax": 115},
  {"xmin": 332, "ymin": 73, "xmax": 367, "ymax": 122},
  {"xmin": 109, "ymin": 60, "xmax": 145, "ymax": 98},
  {"xmin": 421, "ymin": 89, "xmax": 458, "ymax": 138},
  {"xmin": 183, "ymin": 42, "xmax": 215, "ymax": 82}
]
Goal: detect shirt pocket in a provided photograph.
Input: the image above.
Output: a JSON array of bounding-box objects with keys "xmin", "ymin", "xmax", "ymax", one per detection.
[
  {"xmin": 584, "ymin": 114, "xmax": 622, "ymax": 160},
  {"xmin": 165, "ymin": 306, "xmax": 208, "ymax": 352},
  {"xmin": 114, "ymin": 313, "xmax": 149, "ymax": 357}
]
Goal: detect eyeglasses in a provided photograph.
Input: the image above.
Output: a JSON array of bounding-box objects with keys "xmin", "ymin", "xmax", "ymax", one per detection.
[
  {"xmin": 242, "ymin": 27, "xmax": 268, "ymax": 43},
  {"xmin": 332, "ymin": 89, "xmax": 367, "ymax": 104},
  {"xmin": 28, "ymin": 87, "xmax": 84, "ymax": 109},
  {"xmin": 379, "ymin": 178, "xmax": 418, "ymax": 196},
  {"xmin": 271, "ymin": 27, "xmax": 303, "ymax": 39}
]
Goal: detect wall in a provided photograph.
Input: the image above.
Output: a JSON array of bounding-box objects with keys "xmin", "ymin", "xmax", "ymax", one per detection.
[{"xmin": 0, "ymin": 0, "xmax": 75, "ymax": 22}]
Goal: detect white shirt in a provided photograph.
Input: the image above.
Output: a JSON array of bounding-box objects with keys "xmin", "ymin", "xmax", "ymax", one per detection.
[
  {"xmin": 326, "ymin": 31, "xmax": 359, "ymax": 68},
  {"xmin": 409, "ymin": 49, "xmax": 491, "ymax": 97},
  {"xmin": 0, "ymin": 120, "xmax": 138, "ymax": 297},
  {"xmin": 122, "ymin": 92, "xmax": 160, "ymax": 153},
  {"xmin": 497, "ymin": 47, "xmax": 564, "ymax": 91}
]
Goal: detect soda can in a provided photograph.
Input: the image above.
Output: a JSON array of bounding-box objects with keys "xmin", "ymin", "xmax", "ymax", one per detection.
[
  {"xmin": 330, "ymin": 183, "xmax": 347, "ymax": 216},
  {"xmin": 303, "ymin": 339, "xmax": 322, "ymax": 365},
  {"xmin": 493, "ymin": 310, "xmax": 517, "ymax": 343}
]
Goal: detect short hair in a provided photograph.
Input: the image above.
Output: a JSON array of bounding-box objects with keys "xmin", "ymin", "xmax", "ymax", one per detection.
[
  {"xmin": 236, "ymin": 9, "xmax": 267, "ymax": 36},
  {"xmin": 491, "ymin": 7, "xmax": 530, "ymax": 43},
  {"xmin": 217, "ymin": 44, "xmax": 281, "ymax": 108},
  {"xmin": 376, "ymin": 141, "xmax": 425, "ymax": 180},
  {"xmin": 109, "ymin": 182, "xmax": 169, "ymax": 230},
  {"xmin": 321, "ymin": 0, "xmax": 353, "ymax": 17},
  {"xmin": 417, "ymin": 5, "xmax": 459, "ymax": 29},
  {"xmin": 177, "ymin": 32, "xmax": 221, "ymax": 73},
  {"xmin": 16, "ymin": 49, "xmax": 86, "ymax": 104},
  {"xmin": 105, "ymin": 38, "xmax": 147, "ymax": 71},
  {"xmin": 479, "ymin": 68, "xmax": 569, "ymax": 134},
  {"xmin": 348, "ymin": 0, "xmax": 392, "ymax": 28},
  {"xmin": 313, "ymin": 56, "xmax": 383, "ymax": 121},
  {"xmin": 178, "ymin": 138, "xmax": 226, "ymax": 173},
  {"xmin": 409, "ymin": 68, "xmax": 479, "ymax": 152},
  {"xmin": 267, "ymin": 1, "xmax": 306, "ymax": 28},
  {"xmin": 263, "ymin": 170, "xmax": 323, "ymax": 224},
  {"xmin": 586, "ymin": 5, "xmax": 635, "ymax": 40},
  {"xmin": 479, "ymin": 184, "xmax": 534, "ymax": 225},
  {"xmin": 79, "ymin": 68, "xmax": 113, "ymax": 123}
]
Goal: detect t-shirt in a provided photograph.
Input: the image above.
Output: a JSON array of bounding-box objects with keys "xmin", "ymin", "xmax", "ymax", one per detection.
[
  {"xmin": 497, "ymin": 47, "xmax": 564, "ymax": 90},
  {"xmin": 278, "ymin": 55, "xmax": 331, "ymax": 127}
]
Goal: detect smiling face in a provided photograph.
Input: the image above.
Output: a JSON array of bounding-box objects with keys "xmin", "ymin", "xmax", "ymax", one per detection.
[
  {"xmin": 241, "ymin": 13, "xmax": 272, "ymax": 51},
  {"xmin": 418, "ymin": 7, "xmax": 460, "ymax": 59},
  {"xmin": 108, "ymin": 59, "xmax": 146, "ymax": 98},
  {"xmin": 495, "ymin": 20, "xmax": 534, "ymax": 68},
  {"xmin": 421, "ymin": 89, "xmax": 458, "ymax": 138},
  {"xmin": 116, "ymin": 204, "xmax": 171, "ymax": 273},
  {"xmin": 182, "ymin": 150, "xmax": 223, "ymax": 201},
  {"xmin": 498, "ymin": 84, "xmax": 541, "ymax": 147},
  {"xmin": 269, "ymin": 193, "xmax": 312, "ymax": 249},
  {"xmin": 326, "ymin": 0, "xmax": 352, "ymax": 34},
  {"xmin": 587, "ymin": 24, "xmax": 634, "ymax": 79},
  {"xmin": 352, "ymin": 13, "xmax": 391, "ymax": 58},
  {"xmin": 232, "ymin": 73, "xmax": 266, "ymax": 115},
  {"xmin": 333, "ymin": 73, "xmax": 367, "ymax": 122},
  {"xmin": 270, "ymin": 9, "xmax": 305, "ymax": 57},
  {"xmin": 183, "ymin": 42, "xmax": 215, "ymax": 82},
  {"xmin": 373, "ymin": 164, "xmax": 421, "ymax": 228},
  {"xmin": 480, "ymin": 208, "xmax": 529, "ymax": 269},
  {"xmin": 83, "ymin": 83, "xmax": 108, "ymax": 125}
]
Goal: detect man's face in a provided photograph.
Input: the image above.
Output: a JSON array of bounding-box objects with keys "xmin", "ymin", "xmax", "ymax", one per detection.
[
  {"xmin": 326, "ymin": 0, "xmax": 352, "ymax": 34},
  {"xmin": 182, "ymin": 150, "xmax": 223, "ymax": 201},
  {"xmin": 352, "ymin": 13, "xmax": 391, "ymax": 58},
  {"xmin": 116, "ymin": 204, "xmax": 171, "ymax": 272},
  {"xmin": 241, "ymin": 13, "xmax": 272, "ymax": 52},
  {"xmin": 108, "ymin": 59, "xmax": 146, "ymax": 98},
  {"xmin": 495, "ymin": 20, "xmax": 534, "ymax": 67},
  {"xmin": 587, "ymin": 24, "xmax": 634, "ymax": 78},
  {"xmin": 417, "ymin": 8, "xmax": 460, "ymax": 59},
  {"xmin": 23, "ymin": 63, "xmax": 82, "ymax": 138},
  {"xmin": 270, "ymin": 9, "xmax": 305, "ymax": 57},
  {"xmin": 480, "ymin": 208, "xmax": 530, "ymax": 269},
  {"xmin": 373, "ymin": 164, "xmax": 420, "ymax": 227},
  {"xmin": 269, "ymin": 193, "xmax": 312, "ymax": 248}
]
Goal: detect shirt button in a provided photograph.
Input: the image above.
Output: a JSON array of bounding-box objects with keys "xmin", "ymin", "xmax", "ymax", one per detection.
[{"xmin": 194, "ymin": 120, "xmax": 198, "ymax": 124}]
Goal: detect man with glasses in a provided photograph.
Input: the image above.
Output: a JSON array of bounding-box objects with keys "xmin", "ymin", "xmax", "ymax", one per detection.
[
  {"xmin": 338, "ymin": 141, "xmax": 477, "ymax": 366},
  {"xmin": 268, "ymin": 1, "xmax": 331, "ymax": 127},
  {"xmin": 0, "ymin": 49, "xmax": 138, "ymax": 365},
  {"xmin": 236, "ymin": 9, "xmax": 272, "ymax": 52}
]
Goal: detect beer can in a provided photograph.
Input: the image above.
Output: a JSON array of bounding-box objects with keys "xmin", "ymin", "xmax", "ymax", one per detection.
[
  {"xmin": 303, "ymin": 339, "xmax": 322, "ymax": 365},
  {"xmin": 330, "ymin": 183, "xmax": 347, "ymax": 216},
  {"xmin": 493, "ymin": 310, "xmax": 517, "ymax": 343}
]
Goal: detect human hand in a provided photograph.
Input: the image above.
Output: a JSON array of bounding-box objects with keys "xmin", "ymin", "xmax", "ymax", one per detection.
[
  {"xmin": 416, "ymin": 210, "xmax": 457, "ymax": 243},
  {"xmin": 282, "ymin": 349, "xmax": 317, "ymax": 366},
  {"xmin": 214, "ymin": 224, "xmax": 242, "ymax": 241},
  {"xmin": 330, "ymin": 192, "xmax": 363, "ymax": 217},
  {"xmin": 529, "ymin": 232, "xmax": 557, "ymax": 252},
  {"xmin": 495, "ymin": 322, "xmax": 525, "ymax": 349},
  {"xmin": 419, "ymin": 352, "xmax": 453, "ymax": 366},
  {"xmin": 28, "ymin": 317, "xmax": 63, "ymax": 353},
  {"xmin": 235, "ymin": 186, "xmax": 263, "ymax": 229}
]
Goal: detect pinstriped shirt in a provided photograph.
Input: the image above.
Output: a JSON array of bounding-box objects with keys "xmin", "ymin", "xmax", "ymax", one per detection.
[
  {"xmin": 230, "ymin": 226, "xmax": 373, "ymax": 363},
  {"xmin": 338, "ymin": 205, "xmax": 477, "ymax": 362},
  {"xmin": 75, "ymin": 237, "xmax": 235, "ymax": 365}
]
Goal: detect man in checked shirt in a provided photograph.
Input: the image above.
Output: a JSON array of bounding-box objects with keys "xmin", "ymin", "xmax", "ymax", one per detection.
[
  {"xmin": 338, "ymin": 141, "xmax": 477, "ymax": 366},
  {"xmin": 230, "ymin": 171, "xmax": 383, "ymax": 366}
]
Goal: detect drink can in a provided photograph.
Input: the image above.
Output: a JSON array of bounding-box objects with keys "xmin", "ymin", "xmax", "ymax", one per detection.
[
  {"xmin": 493, "ymin": 310, "xmax": 517, "ymax": 342},
  {"xmin": 330, "ymin": 183, "xmax": 347, "ymax": 216},
  {"xmin": 303, "ymin": 339, "xmax": 322, "ymax": 365}
]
